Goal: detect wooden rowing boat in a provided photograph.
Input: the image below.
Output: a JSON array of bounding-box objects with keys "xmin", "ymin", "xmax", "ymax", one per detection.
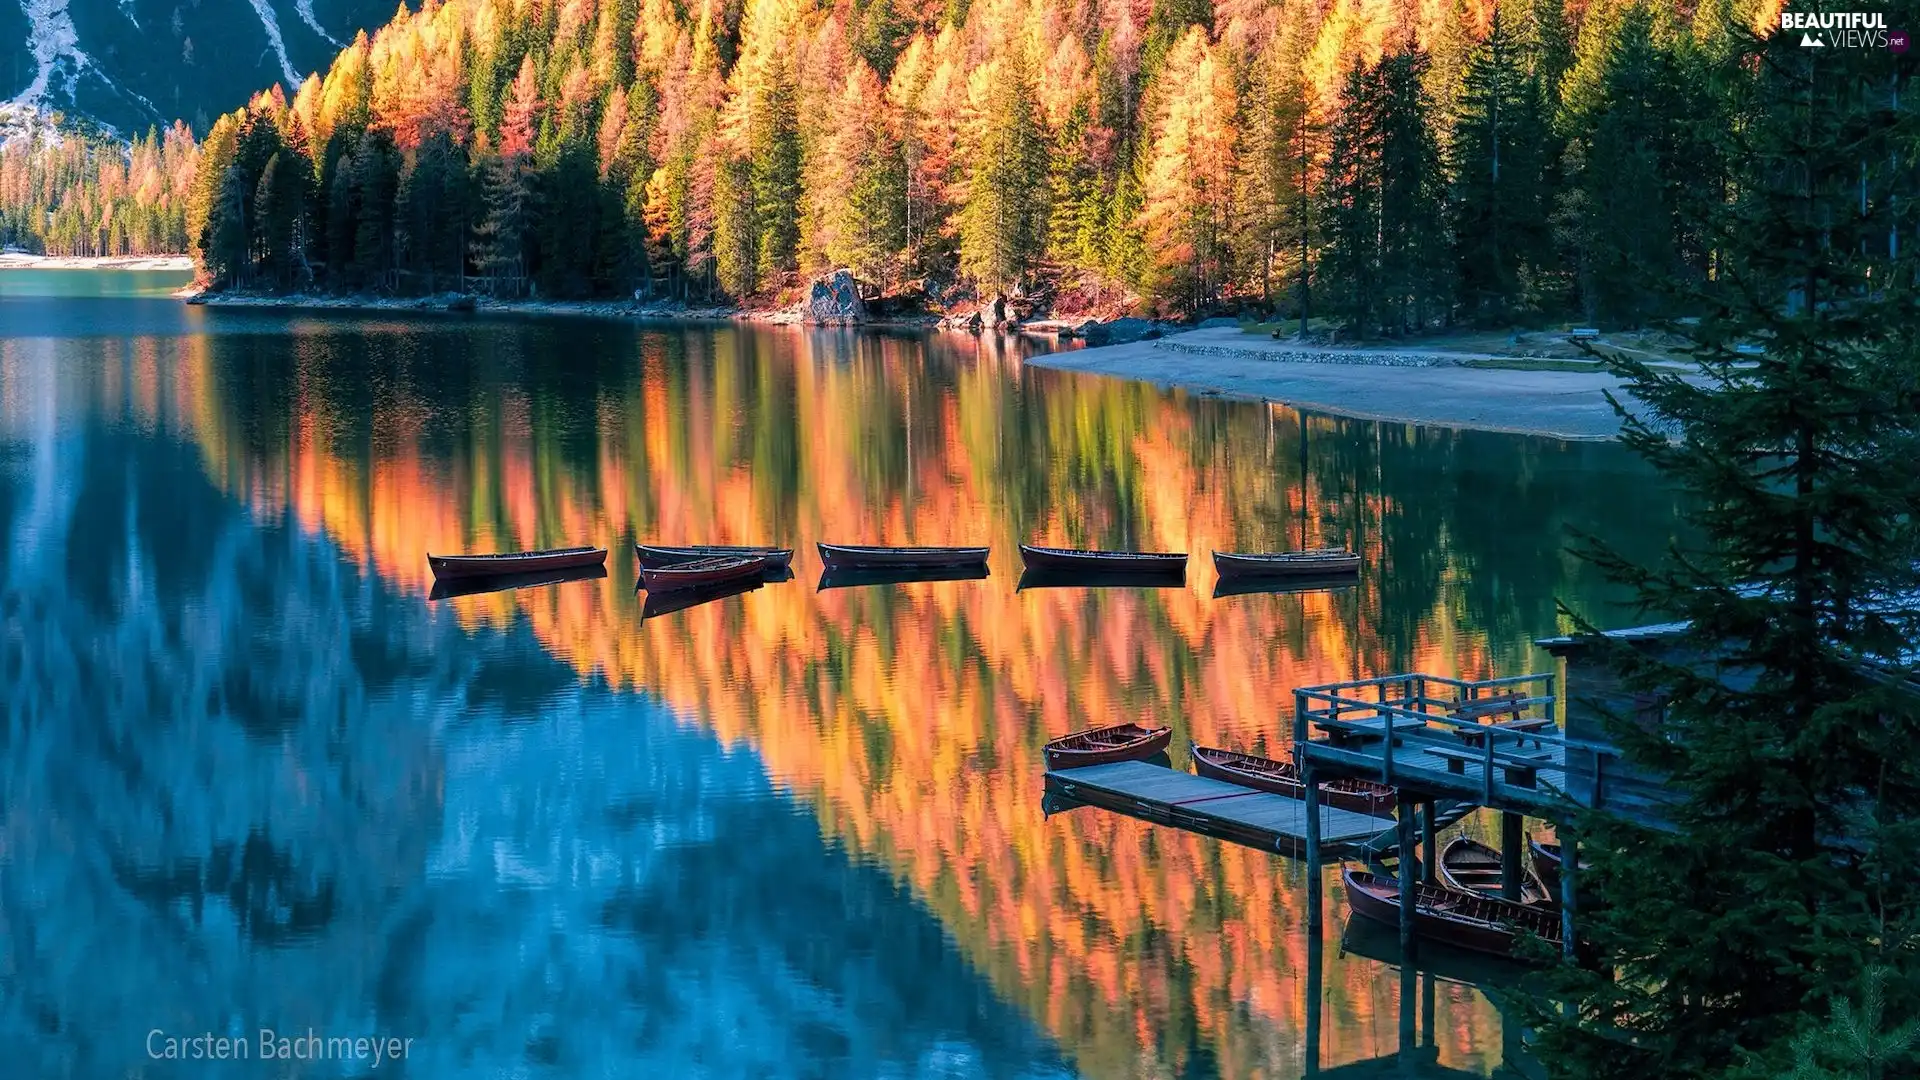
[
  {"xmin": 429, "ymin": 564, "xmax": 606, "ymax": 601},
  {"xmin": 1439, "ymin": 836, "xmax": 1553, "ymax": 905},
  {"xmin": 1187, "ymin": 744, "xmax": 1397, "ymax": 816},
  {"xmin": 638, "ymin": 555, "xmax": 769, "ymax": 592},
  {"xmin": 816, "ymin": 564, "xmax": 990, "ymax": 591},
  {"xmin": 1019, "ymin": 544, "xmax": 1189, "ymax": 574},
  {"xmin": 1212, "ymin": 548, "xmax": 1361, "ymax": 577},
  {"xmin": 427, "ymin": 545, "xmax": 608, "ymax": 580},
  {"xmin": 641, "ymin": 577, "xmax": 763, "ymax": 618},
  {"xmin": 1342, "ymin": 867, "xmax": 1563, "ymax": 961},
  {"xmin": 1530, "ymin": 839, "xmax": 1578, "ymax": 897},
  {"xmin": 817, "ymin": 542, "xmax": 990, "ymax": 569},
  {"xmin": 635, "ymin": 543, "xmax": 794, "ymax": 570},
  {"xmin": 1044, "ymin": 723, "xmax": 1173, "ymax": 769}
]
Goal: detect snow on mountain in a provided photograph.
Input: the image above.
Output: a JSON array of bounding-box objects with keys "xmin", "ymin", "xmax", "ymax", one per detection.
[{"xmin": 0, "ymin": 0, "xmax": 394, "ymax": 133}]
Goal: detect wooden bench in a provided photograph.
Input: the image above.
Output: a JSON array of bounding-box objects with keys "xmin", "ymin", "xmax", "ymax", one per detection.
[
  {"xmin": 1450, "ymin": 691, "xmax": 1529, "ymax": 722},
  {"xmin": 1426, "ymin": 744, "xmax": 1554, "ymax": 788}
]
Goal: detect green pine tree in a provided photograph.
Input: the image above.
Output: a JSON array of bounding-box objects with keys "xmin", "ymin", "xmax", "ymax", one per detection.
[
  {"xmin": 1528, "ymin": 26, "xmax": 1920, "ymax": 1080},
  {"xmin": 960, "ymin": 70, "xmax": 1049, "ymax": 294},
  {"xmin": 1449, "ymin": 6, "xmax": 1551, "ymax": 322}
]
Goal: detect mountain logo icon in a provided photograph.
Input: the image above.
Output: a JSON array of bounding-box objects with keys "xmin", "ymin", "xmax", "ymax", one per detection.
[{"xmin": 1801, "ymin": 32, "xmax": 1826, "ymax": 45}]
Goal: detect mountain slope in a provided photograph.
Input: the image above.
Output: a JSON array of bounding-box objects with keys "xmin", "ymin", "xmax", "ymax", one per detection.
[{"xmin": 0, "ymin": 0, "xmax": 393, "ymax": 132}]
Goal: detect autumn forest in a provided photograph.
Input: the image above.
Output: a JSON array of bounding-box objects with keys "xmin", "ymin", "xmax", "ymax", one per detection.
[{"xmin": 4, "ymin": 0, "xmax": 1778, "ymax": 330}]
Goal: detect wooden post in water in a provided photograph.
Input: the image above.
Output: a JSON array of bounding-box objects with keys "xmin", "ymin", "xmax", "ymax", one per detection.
[
  {"xmin": 1560, "ymin": 827, "xmax": 1578, "ymax": 962},
  {"xmin": 1420, "ymin": 799, "xmax": 1438, "ymax": 884},
  {"xmin": 1396, "ymin": 790, "xmax": 1417, "ymax": 952},
  {"xmin": 1500, "ymin": 811, "xmax": 1524, "ymax": 901},
  {"xmin": 1304, "ymin": 760, "xmax": 1323, "ymax": 936},
  {"xmin": 1304, "ymin": 889, "xmax": 1324, "ymax": 1077}
]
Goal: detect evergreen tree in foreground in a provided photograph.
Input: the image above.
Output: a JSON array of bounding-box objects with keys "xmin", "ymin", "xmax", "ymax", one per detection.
[{"xmin": 1529, "ymin": 27, "xmax": 1920, "ymax": 1080}]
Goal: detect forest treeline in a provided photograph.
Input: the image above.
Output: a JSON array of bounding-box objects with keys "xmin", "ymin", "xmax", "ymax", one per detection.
[
  {"xmin": 184, "ymin": 0, "xmax": 1778, "ymax": 329},
  {"xmin": 0, "ymin": 121, "xmax": 201, "ymax": 257}
]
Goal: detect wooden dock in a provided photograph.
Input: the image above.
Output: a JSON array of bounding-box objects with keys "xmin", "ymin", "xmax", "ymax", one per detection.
[{"xmin": 1044, "ymin": 760, "xmax": 1398, "ymax": 855}]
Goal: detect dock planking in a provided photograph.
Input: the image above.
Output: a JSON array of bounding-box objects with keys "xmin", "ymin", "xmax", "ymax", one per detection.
[{"xmin": 1044, "ymin": 759, "xmax": 1397, "ymax": 855}]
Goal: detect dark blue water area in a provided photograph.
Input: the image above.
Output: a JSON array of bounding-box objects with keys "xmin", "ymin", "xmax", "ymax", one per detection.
[{"xmin": 0, "ymin": 422, "xmax": 1072, "ymax": 1079}]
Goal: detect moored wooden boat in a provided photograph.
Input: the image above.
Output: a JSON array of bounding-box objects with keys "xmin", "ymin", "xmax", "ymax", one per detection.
[
  {"xmin": 1212, "ymin": 548, "xmax": 1361, "ymax": 578},
  {"xmin": 428, "ymin": 545, "xmax": 608, "ymax": 580},
  {"xmin": 1530, "ymin": 839, "xmax": 1579, "ymax": 897},
  {"xmin": 429, "ymin": 564, "xmax": 606, "ymax": 601},
  {"xmin": 1044, "ymin": 723, "xmax": 1174, "ymax": 769},
  {"xmin": 1019, "ymin": 544, "xmax": 1189, "ymax": 574},
  {"xmin": 817, "ymin": 542, "xmax": 990, "ymax": 569},
  {"xmin": 816, "ymin": 564, "xmax": 990, "ymax": 591},
  {"xmin": 1439, "ymin": 836, "xmax": 1553, "ymax": 906},
  {"xmin": 636, "ymin": 543, "xmax": 794, "ymax": 570},
  {"xmin": 1342, "ymin": 867, "xmax": 1563, "ymax": 962},
  {"xmin": 1188, "ymin": 744, "xmax": 1397, "ymax": 816},
  {"xmin": 638, "ymin": 555, "xmax": 769, "ymax": 592}
]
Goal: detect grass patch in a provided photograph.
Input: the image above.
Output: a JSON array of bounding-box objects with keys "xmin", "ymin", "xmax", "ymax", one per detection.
[{"xmin": 1241, "ymin": 317, "xmax": 1343, "ymax": 336}]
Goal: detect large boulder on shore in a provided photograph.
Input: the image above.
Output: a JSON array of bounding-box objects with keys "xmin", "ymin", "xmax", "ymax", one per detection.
[
  {"xmin": 805, "ymin": 268, "xmax": 866, "ymax": 325},
  {"xmin": 1079, "ymin": 317, "xmax": 1158, "ymax": 346}
]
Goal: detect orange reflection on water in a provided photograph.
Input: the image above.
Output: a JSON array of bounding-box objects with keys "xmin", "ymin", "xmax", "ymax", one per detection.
[{"xmin": 153, "ymin": 324, "xmax": 1528, "ymax": 1077}]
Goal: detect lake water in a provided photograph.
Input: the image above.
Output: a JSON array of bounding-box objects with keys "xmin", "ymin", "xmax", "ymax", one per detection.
[{"xmin": 0, "ymin": 272, "xmax": 1681, "ymax": 1078}]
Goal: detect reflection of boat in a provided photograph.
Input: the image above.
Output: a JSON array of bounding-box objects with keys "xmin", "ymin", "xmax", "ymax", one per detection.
[
  {"xmin": 1018, "ymin": 544, "xmax": 1188, "ymax": 573},
  {"xmin": 1044, "ymin": 723, "xmax": 1173, "ymax": 769},
  {"xmin": 1188, "ymin": 744, "xmax": 1396, "ymax": 816},
  {"xmin": 817, "ymin": 542, "xmax": 990, "ymax": 569},
  {"xmin": 816, "ymin": 564, "xmax": 990, "ymax": 591},
  {"xmin": 641, "ymin": 577, "xmax": 763, "ymax": 618},
  {"xmin": 1212, "ymin": 549, "xmax": 1361, "ymax": 577},
  {"xmin": 428, "ymin": 564, "xmax": 608, "ymax": 601},
  {"xmin": 1342, "ymin": 867, "xmax": 1562, "ymax": 962},
  {"xmin": 1017, "ymin": 569, "xmax": 1185, "ymax": 591},
  {"xmin": 639, "ymin": 556, "xmax": 769, "ymax": 592},
  {"xmin": 1211, "ymin": 574, "xmax": 1359, "ymax": 599},
  {"xmin": 1339, "ymin": 914, "xmax": 1531, "ymax": 990},
  {"xmin": 635, "ymin": 543, "xmax": 794, "ymax": 570},
  {"xmin": 428, "ymin": 545, "xmax": 607, "ymax": 579},
  {"xmin": 1438, "ymin": 837, "xmax": 1552, "ymax": 906}
]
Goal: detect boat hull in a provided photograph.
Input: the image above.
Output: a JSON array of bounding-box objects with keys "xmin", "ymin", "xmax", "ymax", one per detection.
[
  {"xmin": 1019, "ymin": 544, "xmax": 1189, "ymax": 574},
  {"xmin": 1188, "ymin": 745, "xmax": 1394, "ymax": 815},
  {"xmin": 636, "ymin": 543, "xmax": 794, "ymax": 570},
  {"xmin": 1045, "ymin": 724, "xmax": 1173, "ymax": 769},
  {"xmin": 816, "ymin": 543, "xmax": 991, "ymax": 569},
  {"xmin": 1342, "ymin": 868, "xmax": 1560, "ymax": 962},
  {"xmin": 1212, "ymin": 550, "xmax": 1361, "ymax": 577},
  {"xmin": 639, "ymin": 556, "xmax": 768, "ymax": 592},
  {"xmin": 428, "ymin": 546, "xmax": 608, "ymax": 580},
  {"xmin": 1530, "ymin": 840, "xmax": 1570, "ymax": 897}
]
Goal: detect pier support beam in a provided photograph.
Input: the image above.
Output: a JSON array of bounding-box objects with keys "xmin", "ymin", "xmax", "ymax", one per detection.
[
  {"xmin": 1420, "ymin": 800, "xmax": 1438, "ymax": 884},
  {"xmin": 1560, "ymin": 828, "xmax": 1578, "ymax": 962},
  {"xmin": 1305, "ymin": 895, "xmax": 1324, "ymax": 1077},
  {"xmin": 1304, "ymin": 761, "xmax": 1323, "ymax": 937},
  {"xmin": 1500, "ymin": 811, "xmax": 1525, "ymax": 901},
  {"xmin": 1396, "ymin": 791, "xmax": 1417, "ymax": 952}
]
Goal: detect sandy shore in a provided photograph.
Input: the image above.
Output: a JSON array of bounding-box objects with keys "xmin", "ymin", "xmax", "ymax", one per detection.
[
  {"xmin": 0, "ymin": 253, "xmax": 194, "ymax": 271},
  {"xmin": 1030, "ymin": 327, "xmax": 1636, "ymax": 440}
]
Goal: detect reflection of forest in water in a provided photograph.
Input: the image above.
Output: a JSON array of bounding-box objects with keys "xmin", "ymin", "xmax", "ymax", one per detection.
[{"xmin": 0, "ymin": 311, "xmax": 1684, "ymax": 1078}]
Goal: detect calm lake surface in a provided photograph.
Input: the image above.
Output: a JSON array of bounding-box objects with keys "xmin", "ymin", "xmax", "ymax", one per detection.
[{"xmin": 0, "ymin": 272, "xmax": 1683, "ymax": 1078}]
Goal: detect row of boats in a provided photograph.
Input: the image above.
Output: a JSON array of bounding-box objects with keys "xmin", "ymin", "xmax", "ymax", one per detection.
[
  {"xmin": 427, "ymin": 541, "xmax": 1364, "ymax": 591},
  {"xmin": 1043, "ymin": 721, "xmax": 1574, "ymax": 961}
]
